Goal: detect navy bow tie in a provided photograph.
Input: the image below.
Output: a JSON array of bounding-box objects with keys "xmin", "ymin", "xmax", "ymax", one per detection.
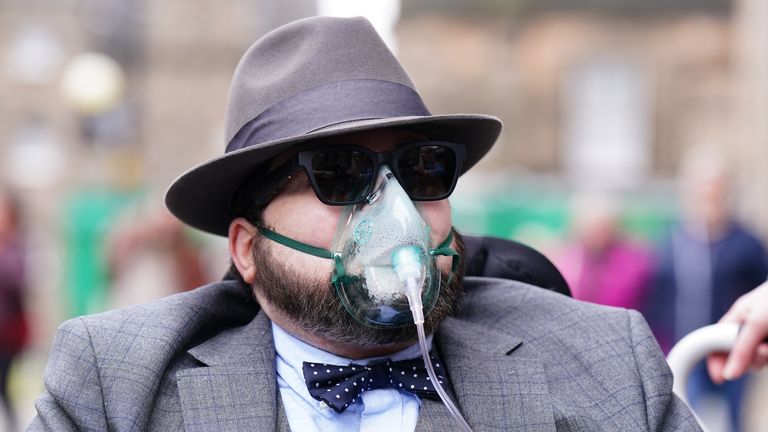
[{"xmin": 302, "ymin": 355, "xmax": 445, "ymax": 413}]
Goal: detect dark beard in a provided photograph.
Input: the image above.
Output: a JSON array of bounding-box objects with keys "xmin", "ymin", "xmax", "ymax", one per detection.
[{"xmin": 250, "ymin": 230, "xmax": 465, "ymax": 348}]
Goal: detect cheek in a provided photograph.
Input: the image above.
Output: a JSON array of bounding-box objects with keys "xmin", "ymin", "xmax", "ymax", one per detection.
[
  {"xmin": 417, "ymin": 200, "xmax": 452, "ymax": 246},
  {"xmin": 263, "ymin": 189, "xmax": 344, "ymax": 249}
]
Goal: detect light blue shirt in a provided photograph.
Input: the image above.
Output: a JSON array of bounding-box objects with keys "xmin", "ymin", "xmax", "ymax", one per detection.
[{"xmin": 272, "ymin": 322, "xmax": 432, "ymax": 432}]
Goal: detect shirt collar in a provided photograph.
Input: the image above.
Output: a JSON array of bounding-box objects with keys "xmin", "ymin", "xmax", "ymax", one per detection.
[{"xmin": 272, "ymin": 322, "xmax": 432, "ymax": 412}]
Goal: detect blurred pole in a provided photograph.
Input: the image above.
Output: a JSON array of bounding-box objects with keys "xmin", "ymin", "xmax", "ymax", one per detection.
[
  {"xmin": 734, "ymin": 0, "xmax": 768, "ymax": 238},
  {"xmin": 316, "ymin": 0, "xmax": 400, "ymax": 53}
]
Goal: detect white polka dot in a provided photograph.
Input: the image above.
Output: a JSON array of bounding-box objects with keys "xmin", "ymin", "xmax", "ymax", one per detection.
[
  {"xmin": 310, "ymin": 363, "xmax": 315, "ymax": 367},
  {"xmin": 315, "ymin": 383, "xmax": 319, "ymax": 387},
  {"xmin": 413, "ymin": 374, "xmax": 418, "ymax": 378},
  {"xmin": 339, "ymin": 368, "xmax": 343, "ymax": 372},
  {"xmin": 326, "ymin": 369, "xmax": 331, "ymax": 373},
  {"xmin": 410, "ymin": 385, "xmax": 415, "ymax": 389},
  {"xmin": 336, "ymin": 395, "xmax": 340, "ymax": 399},
  {"xmin": 424, "ymin": 387, "xmax": 428, "ymax": 390},
  {"xmin": 313, "ymin": 371, "xmax": 318, "ymax": 375},
  {"xmin": 401, "ymin": 371, "xmax": 405, "ymax": 375},
  {"xmin": 399, "ymin": 383, "xmax": 403, "ymax": 387},
  {"xmin": 352, "ymin": 367, "xmax": 356, "ymax": 371},
  {"xmin": 426, "ymin": 377, "xmax": 430, "ymax": 381},
  {"xmin": 344, "ymin": 388, "xmax": 349, "ymax": 392},
  {"xmin": 388, "ymin": 367, "xmax": 392, "ymax": 372},
  {"xmin": 353, "ymin": 382, "xmax": 357, "ymax": 386},
  {"xmin": 412, "ymin": 366, "xmax": 417, "ymax": 370},
  {"xmin": 436, "ymin": 363, "xmax": 440, "ymax": 368}
]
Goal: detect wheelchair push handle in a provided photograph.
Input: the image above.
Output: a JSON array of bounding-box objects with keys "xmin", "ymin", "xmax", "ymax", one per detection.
[{"xmin": 666, "ymin": 323, "xmax": 740, "ymax": 404}]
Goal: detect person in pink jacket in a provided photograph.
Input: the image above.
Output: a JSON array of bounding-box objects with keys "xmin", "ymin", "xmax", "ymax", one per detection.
[{"xmin": 555, "ymin": 192, "xmax": 653, "ymax": 312}]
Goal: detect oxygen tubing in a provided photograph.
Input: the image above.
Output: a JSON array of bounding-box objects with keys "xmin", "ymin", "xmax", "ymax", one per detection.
[{"xmin": 392, "ymin": 247, "xmax": 474, "ymax": 432}]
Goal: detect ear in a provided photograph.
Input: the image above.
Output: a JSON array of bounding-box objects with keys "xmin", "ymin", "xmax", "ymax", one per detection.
[{"xmin": 228, "ymin": 217, "xmax": 258, "ymax": 283}]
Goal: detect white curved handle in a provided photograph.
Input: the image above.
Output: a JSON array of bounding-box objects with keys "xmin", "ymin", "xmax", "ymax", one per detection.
[{"xmin": 666, "ymin": 323, "xmax": 740, "ymax": 404}]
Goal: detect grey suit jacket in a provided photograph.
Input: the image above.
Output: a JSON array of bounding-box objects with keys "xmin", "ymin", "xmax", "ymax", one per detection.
[{"xmin": 28, "ymin": 277, "xmax": 702, "ymax": 431}]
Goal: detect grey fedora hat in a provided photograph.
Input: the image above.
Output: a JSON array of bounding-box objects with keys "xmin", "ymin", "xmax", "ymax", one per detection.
[{"xmin": 165, "ymin": 16, "xmax": 502, "ymax": 236}]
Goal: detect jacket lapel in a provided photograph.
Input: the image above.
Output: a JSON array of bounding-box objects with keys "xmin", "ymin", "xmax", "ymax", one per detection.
[
  {"xmin": 435, "ymin": 316, "xmax": 556, "ymax": 431},
  {"xmin": 177, "ymin": 311, "xmax": 280, "ymax": 432},
  {"xmin": 174, "ymin": 297, "xmax": 557, "ymax": 431}
]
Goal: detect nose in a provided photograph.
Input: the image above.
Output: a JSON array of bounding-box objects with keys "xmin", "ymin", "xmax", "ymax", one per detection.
[{"xmin": 366, "ymin": 164, "xmax": 397, "ymax": 204}]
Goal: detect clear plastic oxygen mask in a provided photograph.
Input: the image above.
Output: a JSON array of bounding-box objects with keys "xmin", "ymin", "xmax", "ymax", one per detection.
[{"xmin": 331, "ymin": 165, "xmax": 439, "ymax": 327}]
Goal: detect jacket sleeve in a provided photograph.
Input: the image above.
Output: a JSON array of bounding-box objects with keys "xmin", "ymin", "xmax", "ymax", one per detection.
[
  {"xmin": 27, "ymin": 317, "xmax": 109, "ymax": 432},
  {"xmin": 627, "ymin": 310, "xmax": 703, "ymax": 432}
]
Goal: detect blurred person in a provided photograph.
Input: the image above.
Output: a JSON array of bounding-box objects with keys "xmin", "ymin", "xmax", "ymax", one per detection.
[
  {"xmin": 555, "ymin": 192, "xmax": 653, "ymax": 311},
  {"xmin": 650, "ymin": 145, "xmax": 768, "ymax": 432},
  {"xmin": 707, "ymin": 280, "xmax": 768, "ymax": 384},
  {"xmin": 28, "ymin": 17, "xmax": 701, "ymax": 431},
  {"xmin": 106, "ymin": 203, "xmax": 209, "ymax": 308},
  {"xmin": 0, "ymin": 189, "xmax": 28, "ymax": 432}
]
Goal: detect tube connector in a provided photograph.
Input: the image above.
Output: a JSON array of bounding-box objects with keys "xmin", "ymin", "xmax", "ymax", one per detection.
[{"xmin": 392, "ymin": 246, "xmax": 425, "ymax": 325}]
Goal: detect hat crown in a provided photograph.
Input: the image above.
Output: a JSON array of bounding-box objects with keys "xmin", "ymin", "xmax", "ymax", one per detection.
[{"xmin": 225, "ymin": 16, "xmax": 416, "ymax": 145}]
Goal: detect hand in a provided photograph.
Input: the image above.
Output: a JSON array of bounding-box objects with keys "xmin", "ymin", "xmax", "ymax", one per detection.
[{"xmin": 707, "ymin": 281, "xmax": 768, "ymax": 384}]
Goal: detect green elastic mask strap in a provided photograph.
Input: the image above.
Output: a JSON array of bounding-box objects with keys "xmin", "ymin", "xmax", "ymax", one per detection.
[
  {"xmin": 430, "ymin": 230, "xmax": 460, "ymax": 284},
  {"xmin": 258, "ymin": 226, "xmax": 346, "ymax": 284},
  {"xmin": 258, "ymin": 226, "xmax": 459, "ymax": 285}
]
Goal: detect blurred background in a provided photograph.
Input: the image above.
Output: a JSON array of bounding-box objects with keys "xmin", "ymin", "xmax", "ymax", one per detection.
[{"xmin": 2, "ymin": 0, "xmax": 767, "ymax": 430}]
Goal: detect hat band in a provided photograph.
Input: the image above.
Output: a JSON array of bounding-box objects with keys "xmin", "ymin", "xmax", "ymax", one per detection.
[{"xmin": 226, "ymin": 79, "xmax": 431, "ymax": 152}]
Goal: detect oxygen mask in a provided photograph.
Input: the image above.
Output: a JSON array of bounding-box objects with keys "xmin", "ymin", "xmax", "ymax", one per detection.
[{"xmin": 331, "ymin": 165, "xmax": 439, "ymax": 327}]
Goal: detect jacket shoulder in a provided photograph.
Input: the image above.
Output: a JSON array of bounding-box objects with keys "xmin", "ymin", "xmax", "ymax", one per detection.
[
  {"xmin": 459, "ymin": 276, "xmax": 625, "ymax": 328},
  {"xmin": 32, "ymin": 280, "xmax": 259, "ymax": 431},
  {"xmin": 72, "ymin": 280, "xmax": 257, "ymax": 344},
  {"xmin": 459, "ymin": 277, "xmax": 701, "ymax": 431}
]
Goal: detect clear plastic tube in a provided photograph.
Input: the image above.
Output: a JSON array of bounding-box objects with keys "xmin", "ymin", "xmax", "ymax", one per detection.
[
  {"xmin": 415, "ymin": 320, "xmax": 473, "ymax": 432},
  {"xmin": 393, "ymin": 246, "xmax": 473, "ymax": 432}
]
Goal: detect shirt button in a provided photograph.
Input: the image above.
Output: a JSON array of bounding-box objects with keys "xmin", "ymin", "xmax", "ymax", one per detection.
[{"xmin": 319, "ymin": 402, "xmax": 330, "ymax": 410}]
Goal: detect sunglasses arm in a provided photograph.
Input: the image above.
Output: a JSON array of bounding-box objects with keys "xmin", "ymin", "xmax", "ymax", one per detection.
[{"xmin": 231, "ymin": 159, "xmax": 302, "ymax": 214}]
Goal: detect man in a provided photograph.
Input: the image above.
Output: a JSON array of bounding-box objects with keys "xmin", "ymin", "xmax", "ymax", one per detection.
[{"xmin": 29, "ymin": 16, "xmax": 701, "ymax": 431}]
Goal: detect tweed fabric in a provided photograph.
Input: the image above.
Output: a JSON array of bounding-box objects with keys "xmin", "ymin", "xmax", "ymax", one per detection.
[{"xmin": 28, "ymin": 278, "xmax": 702, "ymax": 431}]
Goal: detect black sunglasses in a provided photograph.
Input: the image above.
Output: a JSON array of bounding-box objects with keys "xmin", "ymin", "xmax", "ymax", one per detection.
[{"xmin": 256, "ymin": 141, "xmax": 466, "ymax": 206}]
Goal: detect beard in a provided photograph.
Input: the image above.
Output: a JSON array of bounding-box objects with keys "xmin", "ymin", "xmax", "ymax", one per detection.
[{"xmin": 249, "ymin": 230, "xmax": 465, "ymax": 348}]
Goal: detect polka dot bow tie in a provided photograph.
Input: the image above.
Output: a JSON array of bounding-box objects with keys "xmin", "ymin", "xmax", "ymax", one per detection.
[{"xmin": 302, "ymin": 355, "xmax": 445, "ymax": 413}]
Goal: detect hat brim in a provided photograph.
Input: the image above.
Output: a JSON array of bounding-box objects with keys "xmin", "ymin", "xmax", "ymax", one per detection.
[{"xmin": 165, "ymin": 114, "xmax": 502, "ymax": 236}]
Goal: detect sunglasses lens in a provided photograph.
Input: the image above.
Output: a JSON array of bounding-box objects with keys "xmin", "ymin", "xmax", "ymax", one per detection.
[
  {"xmin": 311, "ymin": 150, "xmax": 374, "ymax": 203},
  {"xmin": 397, "ymin": 145, "xmax": 457, "ymax": 200}
]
